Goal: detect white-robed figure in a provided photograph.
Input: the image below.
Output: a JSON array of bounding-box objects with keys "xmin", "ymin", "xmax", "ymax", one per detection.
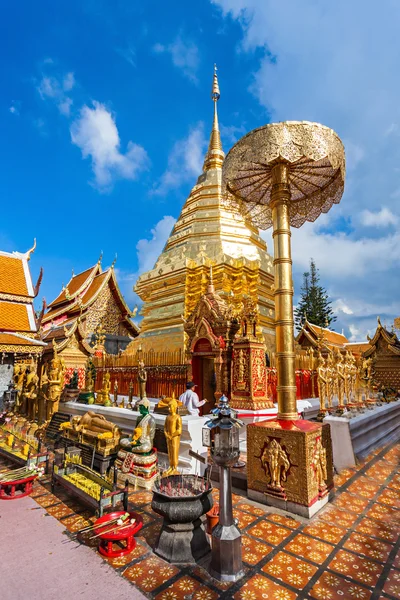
[{"xmin": 179, "ymin": 381, "xmax": 207, "ymax": 416}]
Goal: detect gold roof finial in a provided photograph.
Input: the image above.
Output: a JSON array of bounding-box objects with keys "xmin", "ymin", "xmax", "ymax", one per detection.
[{"xmin": 203, "ymin": 64, "xmax": 225, "ymax": 172}]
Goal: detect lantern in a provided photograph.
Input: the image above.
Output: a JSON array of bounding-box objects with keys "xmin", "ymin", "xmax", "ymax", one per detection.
[{"xmin": 205, "ymin": 395, "xmax": 244, "ymax": 582}]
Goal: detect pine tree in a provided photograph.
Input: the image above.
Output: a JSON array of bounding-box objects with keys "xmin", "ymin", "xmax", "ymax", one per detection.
[{"xmin": 294, "ymin": 259, "xmax": 336, "ymax": 330}]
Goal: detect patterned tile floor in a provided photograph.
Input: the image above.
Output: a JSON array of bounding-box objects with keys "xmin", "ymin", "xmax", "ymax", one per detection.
[{"xmin": 3, "ymin": 439, "xmax": 400, "ymax": 600}]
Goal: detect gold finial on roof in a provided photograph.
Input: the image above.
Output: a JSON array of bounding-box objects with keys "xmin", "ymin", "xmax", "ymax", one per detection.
[
  {"xmin": 203, "ymin": 64, "xmax": 225, "ymax": 171},
  {"xmin": 111, "ymin": 253, "xmax": 117, "ymax": 269},
  {"xmin": 98, "ymin": 250, "xmax": 103, "ymax": 265},
  {"xmin": 26, "ymin": 238, "xmax": 36, "ymax": 261}
]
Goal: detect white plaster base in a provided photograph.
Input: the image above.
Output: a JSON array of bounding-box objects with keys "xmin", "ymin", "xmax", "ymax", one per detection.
[
  {"xmin": 324, "ymin": 400, "xmax": 400, "ymax": 471},
  {"xmin": 64, "ymin": 402, "xmax": 209, "ymax": 475},
  {"xmin": 247, "ymin": 488, "xmax": 332, "ymax": 519}
]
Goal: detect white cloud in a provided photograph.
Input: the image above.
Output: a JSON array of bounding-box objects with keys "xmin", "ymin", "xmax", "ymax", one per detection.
[
  {"xmin": 361, "ymin": 207, "xmax": 398, "ymax": 228},
  {"xmin": 332, "ymin": 299, "xmax": 353, "ymax": 316},
  {"xmin": 37, "ymin": 70, "xmax": 75, "ymax": 116},
  {"xmin": 136, "ymin": 216, "xmax": 176, "ymax": 274},
  {"xmin": 153, "ymin": 122, "xmax": 207, "ymax": 195},
  {"xmin": 153, "ymin": 34, "xmax": 200, "ymax": 82},
  {"xmin": 220, "ymin": 123, "xmax": 246, "ymax": 144},
  {"xmin": 70, "ymin": 101, "xmax": 149, "ymax": 191},
  {"xmin": 9, "ymin": 103, "xmax": 20, "ymax": 116},
  {"xmin": 116, "ymin": 215, "xmax": 177, "ymax": 308},
  {"xmin": 213, "ymin": 0, "xmax": 400, "ymax": 338}
]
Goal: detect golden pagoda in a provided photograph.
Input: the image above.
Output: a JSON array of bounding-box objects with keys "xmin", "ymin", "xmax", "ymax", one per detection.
[{"xmin": 128, "ymin": 68, "xmax": 275, "ymax": 356}]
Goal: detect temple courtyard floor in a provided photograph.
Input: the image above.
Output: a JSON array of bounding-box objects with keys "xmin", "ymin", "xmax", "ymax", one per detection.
[{"xmin": 1, "ymin": 440, "xmax": 399, "ymax": 600}]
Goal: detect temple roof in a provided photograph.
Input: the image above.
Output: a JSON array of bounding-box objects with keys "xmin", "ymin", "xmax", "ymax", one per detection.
[
  {"xmin": 0, "ymin": 244, "xmax": 44, "ymax": 354},
  {"xmin": 48, "ymin": 263, "xmax": 101, "ymax": 308},
  {"xmin": 296, "ymin": 320, "xmax": 349, "ymax": 348},
  {"xmin": 42, "ymin": 262, "xmax": 139, "ymax": 339},
  {"xmin": 0, "ymin": 245, "xmax": 39, "ymax": 300},
  {"xmin": 364, "ymin": 318, "xmax": 400, "ymax": 357}
]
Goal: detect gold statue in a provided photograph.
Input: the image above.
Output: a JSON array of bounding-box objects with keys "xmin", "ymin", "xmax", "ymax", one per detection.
[
  {"xmin": 155, "ymin": 391, "xmax": 187, "ymax": 415},
  {"xmin": 311, "ymin": 437, "xmax": 327, "ymax": 492},
  {"xmin": 137, "ymin": 361, "xmax": 147, "ymax": 400},
  {"xmin": 261, "ymin": 438, "xmax": 290, "ymax": 489},
  {"xmin": 348, "ymin": 352, "xmax": 358, "ymax": 403},
  {"xmin": 97, "ymin": 372, "xmax": 112, "ymax": 406},
  {"xmin": 163, "ymin": 399, "xmax": 182, "ymax": 476},
  {"xmin": 65, "ymin": 411, "xmax": 121, "ymax": 456},
  {"xmin": 335, "ymin": 349, "xmax": 346, "ymax": 413},
  {"xmin": 86, "ymin": 369, "xmax": 94, "ymax": 392},
  {"xmin": 14, "ymin": 364, "xmax": 26, "ymax": 414},
  {"xmin": 24, "ymin": 359, "xmax": 39, "ymax": 421},
  {"xmin": 316, "ymin": 353, "xmax": 328, "ymax": 417},
  {"xmin": 46, "ymin": 343, "xmax": 66, "ymax": 420},
  {"xmin": 113, "ymin": 380, "xmax": 118, "ymax": 407},
  {"xmin": 326, "ymin": 352, "xmax": 335, "ymax": 410},
  {"xmin": 128, "ymin": 380, "xmax": 134, "ymax": 409},
  {"xmin": 343, "ymin": 351, "xmax": 352, "ymax": 404}
]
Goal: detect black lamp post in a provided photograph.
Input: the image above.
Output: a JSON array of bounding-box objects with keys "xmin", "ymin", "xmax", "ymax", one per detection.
[{"xmin": 205, "ymin": 395, "xmax": 244, "ymax": 582}]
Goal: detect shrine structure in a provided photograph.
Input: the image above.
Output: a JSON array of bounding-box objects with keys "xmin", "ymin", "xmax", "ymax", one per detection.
[
  {"xmin": 41, "ymin": 258, "xmax": 138, "ymax": 387},
  {"xmin": 296, "ymin": 319, "xmax": 369, "ymax": 358},
  {"xmin": 0, "ymin": 243, "xmax": 46, "ymax": 396},
  {"xmin": 127, "ymin": 68, "xmax": 275, "ymax": 357},
  {"xmin": 363, "ymin": 317, "xmax": 400, "ymax": 392}
]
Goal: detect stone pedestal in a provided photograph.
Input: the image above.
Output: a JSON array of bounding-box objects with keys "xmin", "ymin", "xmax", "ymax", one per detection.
[{"xmin": 247, "ymin": 419, "xmax": 334, "ymax": 518}]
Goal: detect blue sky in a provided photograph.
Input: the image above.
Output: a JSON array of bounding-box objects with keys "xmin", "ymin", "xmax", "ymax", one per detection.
[{"xmin": 1, "ymin": 0, "xmax": 400, "ymax": 341}]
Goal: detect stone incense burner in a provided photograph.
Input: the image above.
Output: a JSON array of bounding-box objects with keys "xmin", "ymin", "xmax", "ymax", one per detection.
[{"xmin": 151, "ymin": 474, "xmax": 213, "ymax": 564}]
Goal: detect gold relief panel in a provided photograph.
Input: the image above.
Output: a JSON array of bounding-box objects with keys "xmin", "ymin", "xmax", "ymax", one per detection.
[{"xmin": 247, "ymin": 421, "xmax": 330, "ymax": 507}]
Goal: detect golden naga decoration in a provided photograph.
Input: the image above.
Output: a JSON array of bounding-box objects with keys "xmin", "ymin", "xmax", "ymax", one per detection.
[
  {"xmin": 61, "ymin": 411, "xmax": 121, "ymax": 456},
  {"xmin": 97, "ymin": 372, "xmax": 112, "ymax": 406},
  {"xmin": 46, "ymin": 342, "xmax": 66, "ymax": 420},
  {"xmin": 163, "ymin": 399, "xmax": 182, "ymax": 476},
  {"xmin": 261, "ymin": 438, "xmax": 290, "ymax": 490}
]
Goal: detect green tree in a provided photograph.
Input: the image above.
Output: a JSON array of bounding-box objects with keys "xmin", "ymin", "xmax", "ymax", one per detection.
[{"xmin": 294, "ymin": 259, "xmax": 336, "ymax": 330}]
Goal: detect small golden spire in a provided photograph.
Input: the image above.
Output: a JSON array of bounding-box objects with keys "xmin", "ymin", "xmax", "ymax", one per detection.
[
  {"xmin": 203, "ymin": 64, "xmax": 225, "ymax": 171},
  {"xmin": 207, "ymin": 265, "xmax": 215, "ymax": 294}
]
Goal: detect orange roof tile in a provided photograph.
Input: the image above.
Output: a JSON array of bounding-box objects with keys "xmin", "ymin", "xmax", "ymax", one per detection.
[
  {"xmin": 81, "ymin": 271, "xmax": 109, "ymax": 305},
  {"xmin": 0, "ymin": 332, "xmax": 45, "ymax": 347},
  {"xmin": 48, "ymin": 264, "xmax": 100, "ymax": 307},
  {"xmin": 308, "ymin": 323, "xmax": 349, "ymax": 346},
  {"xmin": 0, "ymin": 254, "xmax": 30, "ymax": 297},
  {"xmin": 0, "ymin": 301, "xmax": 34, "ymax": 332},
  {"xmin": 345, "ymin": 342, "xmax": 371, "ymax": 355}
]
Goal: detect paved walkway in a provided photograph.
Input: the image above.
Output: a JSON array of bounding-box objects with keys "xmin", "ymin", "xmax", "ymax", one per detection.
[
  {"xmin": 0, "ymin": 495, "xmax": 145, "ymax": 600},
  {"xmin": 1, "ymin": 440, "xmax": 399, "ymax": 599}
]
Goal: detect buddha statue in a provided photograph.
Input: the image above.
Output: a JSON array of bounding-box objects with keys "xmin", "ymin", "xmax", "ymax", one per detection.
[
  {"xmin": 64, "ymin": 410, "xmax": 121, "ymax": 455},
  {"xmin": 154, "ymin": 392, "xmax": 188, "ymax": 415},
  {"xmin": 116, "ymin": 398, "xmax": 158, "ymax": 489},
  {"xmin": 163, "ymin": 399, "xmax": 182, "ymax": 476},
  {"xmin": 97, "ymin": 372, "xmax": 112, "ymax": 406}
]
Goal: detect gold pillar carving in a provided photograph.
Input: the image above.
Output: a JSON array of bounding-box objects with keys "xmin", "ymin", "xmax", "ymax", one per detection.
[{"xmin": 271, "ymin": 163, "xmax": 297, "ymax": 420}]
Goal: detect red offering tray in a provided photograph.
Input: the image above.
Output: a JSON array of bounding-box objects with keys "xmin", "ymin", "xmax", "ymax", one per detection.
[
  {"xmin": 0, "ymin": 473, "xmax": 38, "ymax": 500},
  {"xmin": 93, "ymin": 510, "xmax": 143, "ymax": 558}
]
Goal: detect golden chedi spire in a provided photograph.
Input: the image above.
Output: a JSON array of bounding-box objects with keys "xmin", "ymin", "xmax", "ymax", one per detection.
[{"xmin": 203, "ymin": 65, "xmax": 225, "ymax": 171}]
